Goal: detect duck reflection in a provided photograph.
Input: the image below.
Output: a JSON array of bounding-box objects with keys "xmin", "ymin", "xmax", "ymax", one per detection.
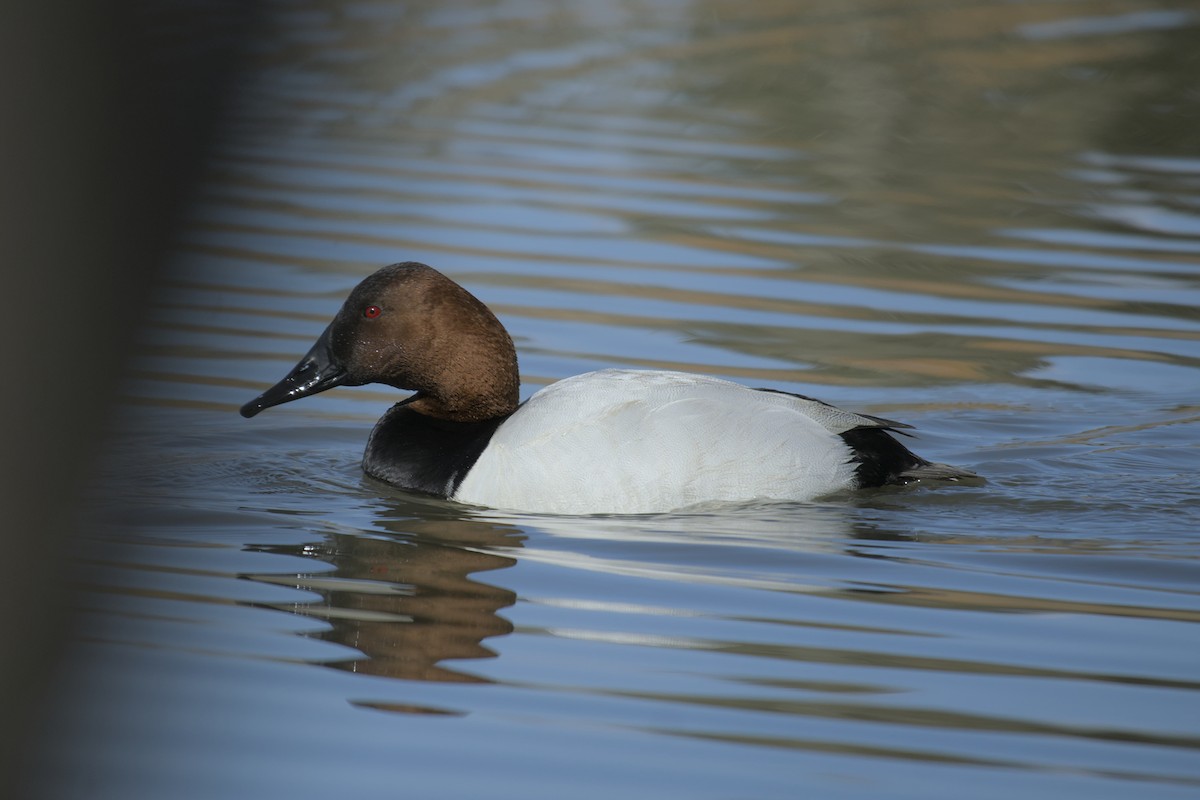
[
  {"xmin": 254, "ymin": 500, "xmax": 524, "ymax": 683},
  {"xmin": 249, "ymin": 491, "xmax": 931, "ymax": 686}
]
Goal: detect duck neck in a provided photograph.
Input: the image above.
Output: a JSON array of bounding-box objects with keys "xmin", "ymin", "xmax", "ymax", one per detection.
[
  {"xmin": 404, "ymin": 385, "xmax": 517, "ymax": 423},
  {"xmin": 401, "ymin": 332, "xmax": 520, "ymax": 424}
]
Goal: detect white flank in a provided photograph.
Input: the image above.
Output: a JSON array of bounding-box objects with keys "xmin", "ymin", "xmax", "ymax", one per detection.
[{"xmin": 453, "ymin": 370, "xmax": 861, "ymax": 514}]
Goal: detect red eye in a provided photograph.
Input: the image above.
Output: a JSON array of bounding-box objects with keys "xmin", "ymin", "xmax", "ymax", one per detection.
[{"xmin": 364, "ymin": 305, "xmax": 382, "ymax": 319}]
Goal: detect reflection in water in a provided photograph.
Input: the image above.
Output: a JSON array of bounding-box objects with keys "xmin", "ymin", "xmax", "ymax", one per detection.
[
  {"xmin": 251, "ymin": 507, "xmax": 524, "ymax": 684},
  {"xmin": 239, "ymin": 499, "xmax": 862, "ymax": 690},
  {"xmin": 230, "ymin": 491, "xmax": 1200, "ymax": 779}
]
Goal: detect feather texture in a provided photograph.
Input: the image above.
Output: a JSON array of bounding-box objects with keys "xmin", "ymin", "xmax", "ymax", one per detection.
[{"xmin": 454, "ymin": 370, "xmax": 862, "ymax": 514}]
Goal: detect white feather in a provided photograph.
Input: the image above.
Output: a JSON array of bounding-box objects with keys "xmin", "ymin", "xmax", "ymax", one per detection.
[{"xmin": 453, "ymin": 369, "xmax": 860, "ymax": 514}]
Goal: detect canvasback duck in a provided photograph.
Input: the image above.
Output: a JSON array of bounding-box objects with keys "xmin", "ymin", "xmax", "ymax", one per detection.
[{"xmin": 241, "ymin": 262, "xmax": 978, "ymax": 514}]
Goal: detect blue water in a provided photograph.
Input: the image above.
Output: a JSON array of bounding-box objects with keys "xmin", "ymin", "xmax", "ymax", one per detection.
[{"xmin": 27, "ymin": 2, "xmax": 1200, "ymax": 798}]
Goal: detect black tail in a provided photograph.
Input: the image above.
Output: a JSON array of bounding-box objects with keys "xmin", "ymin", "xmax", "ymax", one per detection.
[{"xmin": 839, "ymin": 427, "xmax": 980, "ymax": 488}]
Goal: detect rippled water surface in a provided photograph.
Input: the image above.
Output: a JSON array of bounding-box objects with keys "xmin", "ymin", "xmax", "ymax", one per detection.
[{"xmin": 30, "ymin": 1, "xmax": 1200, "ymax": 798}]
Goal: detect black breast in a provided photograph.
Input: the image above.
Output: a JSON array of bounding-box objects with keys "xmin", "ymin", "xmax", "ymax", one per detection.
[{"xmin": 362, "ymin": 403, "xmax": 511, "ymax": 497}]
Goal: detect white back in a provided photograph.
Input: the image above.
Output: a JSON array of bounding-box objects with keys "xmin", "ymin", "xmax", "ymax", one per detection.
[{"xmin": 454, "ymin": 370, "xmax": 860, "ymax": 514}]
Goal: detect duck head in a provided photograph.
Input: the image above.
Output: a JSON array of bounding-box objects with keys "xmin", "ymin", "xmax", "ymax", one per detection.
[{"xmin": 240, "ymin": 262, "xmax": 520, "ymax": 422}]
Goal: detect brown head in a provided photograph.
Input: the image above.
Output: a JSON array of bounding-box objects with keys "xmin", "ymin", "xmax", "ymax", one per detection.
[{"xmin": 240, "ymin": 262, "xmax": 520, "ymax": 422}]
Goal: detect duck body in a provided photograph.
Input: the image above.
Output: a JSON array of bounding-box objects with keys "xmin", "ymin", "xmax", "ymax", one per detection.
[
  {"xmin": 242, "ymin": 262, "xmax": 977, "ymax": 514},
  {"xmin": 454, "ymin": 369, "xmax": 904, "ymax": 514}
]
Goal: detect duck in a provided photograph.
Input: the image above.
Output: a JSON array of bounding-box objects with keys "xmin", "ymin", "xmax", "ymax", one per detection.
[{"xmin": 241, "ymin": 262, "xmax": 978, "ymax": 514}]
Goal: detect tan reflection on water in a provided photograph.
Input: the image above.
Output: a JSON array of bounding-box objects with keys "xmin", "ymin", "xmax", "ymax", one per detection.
[{"xmin": 254, "ymin": 513, "xmax": 525, "ymax": 684}]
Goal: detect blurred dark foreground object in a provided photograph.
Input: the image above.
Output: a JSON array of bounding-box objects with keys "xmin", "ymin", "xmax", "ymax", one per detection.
[{"xmin": 0, "ymin": 2, "xmax": 262, "ymax": 795}]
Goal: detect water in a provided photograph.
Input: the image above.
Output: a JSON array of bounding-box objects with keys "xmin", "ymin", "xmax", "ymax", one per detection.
[{"xmin": 27, "ymin": 1, "xmax": 1200, "ymax": 798}]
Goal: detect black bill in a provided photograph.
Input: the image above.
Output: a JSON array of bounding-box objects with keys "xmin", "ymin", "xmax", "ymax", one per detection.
[{"xmin": 240, "ymin": 326, "xmax": 351, "ymax": 418}]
